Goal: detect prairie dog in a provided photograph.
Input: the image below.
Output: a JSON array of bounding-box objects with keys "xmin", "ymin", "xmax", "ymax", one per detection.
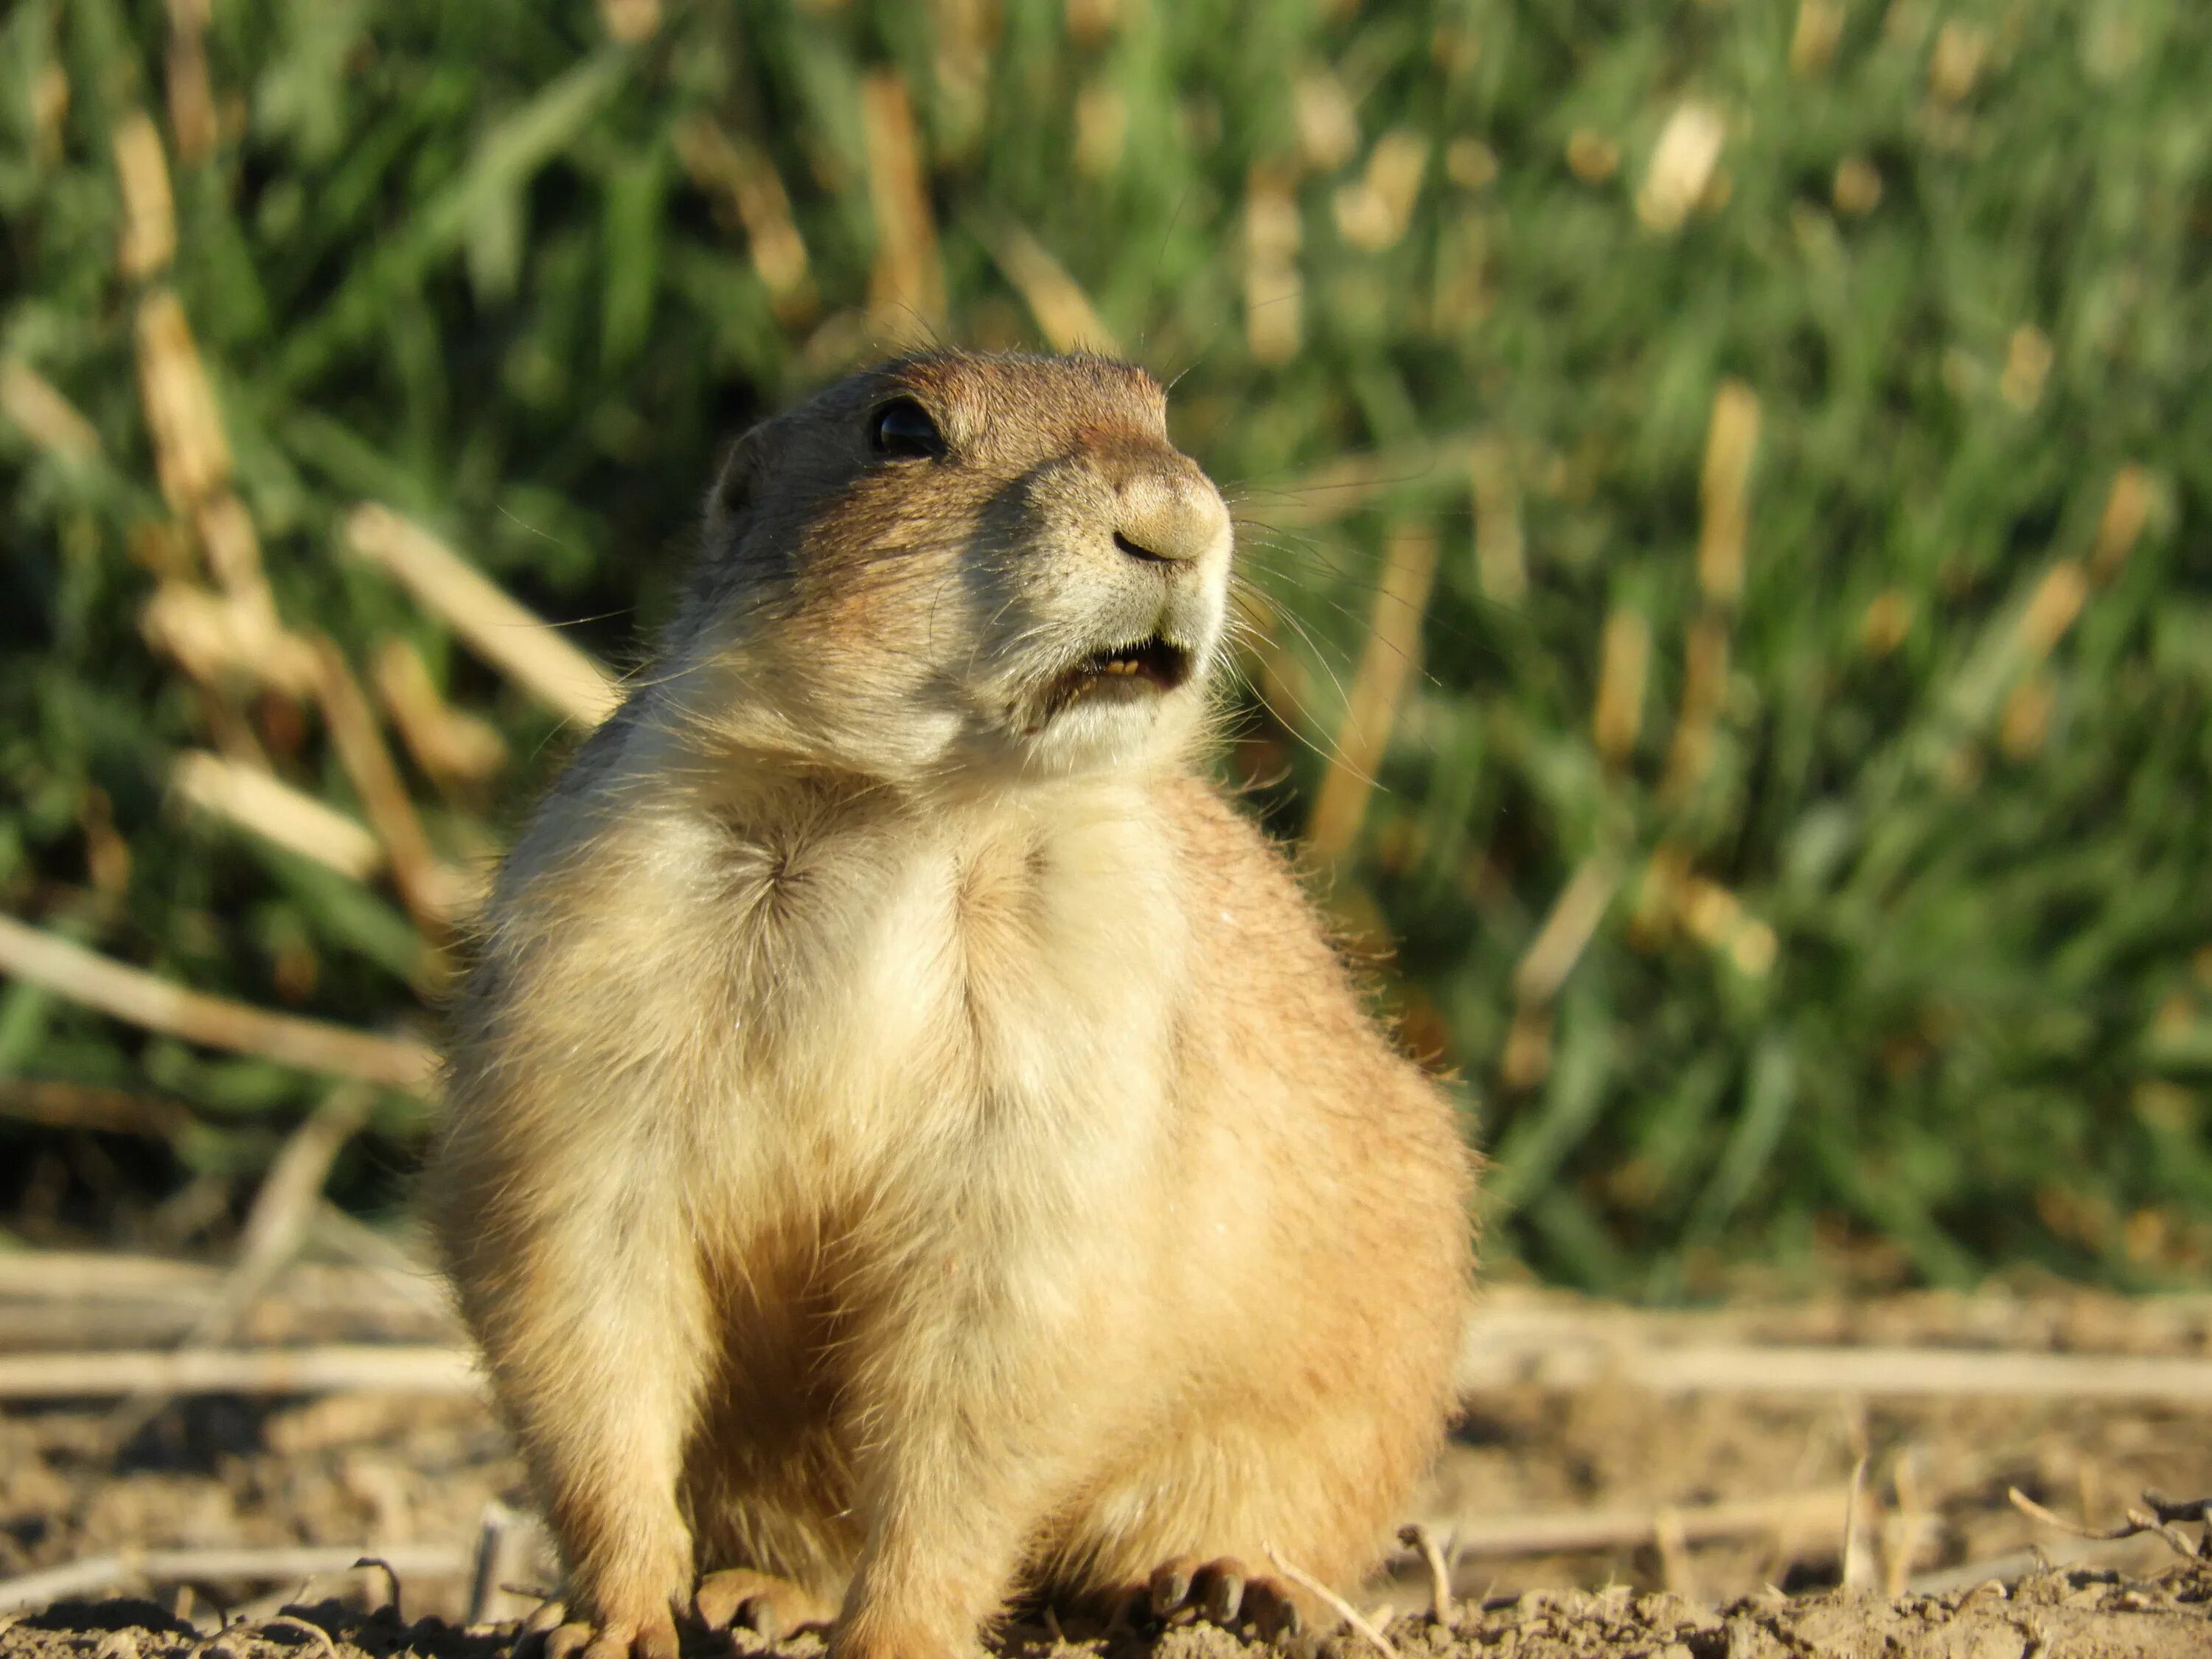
[{"xmin": 430, "ymin": 352, "xmax": 1474, "ymax": 1659}]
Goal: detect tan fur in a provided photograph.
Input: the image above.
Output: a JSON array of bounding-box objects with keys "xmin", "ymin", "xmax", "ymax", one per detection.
[{"xmin": 428, "ymin": 352, "xmax": 1475, "ymax": 1659}]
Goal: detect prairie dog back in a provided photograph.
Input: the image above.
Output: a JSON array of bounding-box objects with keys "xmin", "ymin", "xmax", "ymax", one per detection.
[{"xmin": 431, "ymin": 351, "xmax": 1473, "ymax": 1659}]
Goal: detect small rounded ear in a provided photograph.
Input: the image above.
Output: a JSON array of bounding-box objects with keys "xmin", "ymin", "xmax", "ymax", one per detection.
[{"xmin": 704, "ymin": 422, "xmax": 772, "ymax": 548}]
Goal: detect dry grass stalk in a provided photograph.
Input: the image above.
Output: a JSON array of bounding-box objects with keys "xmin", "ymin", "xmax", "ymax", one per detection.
[
  {"xmin": 1071, "ymin": 80, "xmax": 1126, "ymax": 179},
  {"xmin": 0, "ymin": 1343, "xmax": 473, "ymax": 1401},
  {"xmin": 860, "ymin": 73, "xmax": 945, "ymax": 343},
  {"xmin": 1306, "ymin": 524, "xmax": 1440, "ymax": 862},
  {"xmin": 1627, "ymin": 841, "xmax": 1691, "ymax": 948},
  {"xmin": 1999, "ymin": 676, "xmax": 2053, "ymax": 760},
  {"xmin": 0, "ymin": 914, "xmax": 437, "ymax": 1091},
  {"xmin": 1651, "ymin": 1506, "xmax": 1697, "ymax": 1601},
  {"xmin": 308, "ymin": 636, "xmax": 466, "ymax": 931},
  {"xmin": 598, "ymin": 0, "xmax": 660, "ymax": 43},
  {"xmin": 372, "ymin": 639, "xmax": 508, "ymax": 787},
  {"xmin": 134, "ymin": 290, "xmax": 232, "ymax": 509},
  {"xmin": 164, "ymin": 0, "xmax": 218, "ymax": 162},
  {"xmin": 930, "ymin": 0, "xmax": 995, "ymax": 145},
  {"xmin": 1394, "ymin": 1524, "xmax": 1453, "ymax": 1624},
  {"xmin": 1840, "ymin": 1456, "xmax": 1875, "ymax": 1590},
  {"xmin": 1470, "ymin": 440, "xmax": 1527, "ymax": 603},
  {"xmin": 0, "ymin": 1546, "xmax": 470, "ymax": 1615},
  {"xmin": 2017, "ymin": 560, "xmax": 2087, "ymax": 660},
  {"xmin": 1455, "ymin": 1331, "xmax": 2212, "ymax": 1399},
  {"xmin": 1661, "ymin": 612, "xmax": 1731, "ymax": 799},
  {"xmin": 982, "ymin": 221, "xmax": 1117, "ymax": 354},
  {"xmin": 1929, "ymin": 21, "xmax": 1989, "ymax": 104},
  {"xmin": 1882, "ymin": 1451, "xmax": 1931, "ymax": 1595},
  {"xmin": 1791, "ymin": 0, "xmax": 1844, "ymax": 77},
  {"xmin": 2090, "ymin": 464, "xmax": 2152, "ymax": 580},
  {"xmin": 106, "ymin": 1090, "xmax": 378, "ymax": 1444},
  {"xmin": 193, "ymin": 490, "xmax": 278, "ymax": 618},
  {"xmin": 1263, "ymin": 1545, "xmax": 1397, "ymax": 1659},
  {"xmin": 31, "ymin": 63, "xmax": 69, "ymax": 164},
  {"xmin": 1565, "ymin": 130, "xmax": 1619, "ymax": 184},
  {"xmin": 1498, "ymin": 1002, "xmax": 1554, "ymax": 1092},
  {"xmin": 1406, "ymin": 1487, "xmax": 1853, "ymax": 1562},
  {"xmin": 1999, "ymin": 324, "xmax": 2053, "ymax": 411},
  {"xmin": 1637, "ymin": 101, "xmax": 1725, "ymax": 233},
  {"xmin": 1860, "ymin": 589, "xmax": 1912, "ymax": 655},
  {"xmin": 0, "ymin": 1079, "xmax": 193, "ymax": 1138},
  {"xmin": 1833, "ymin": 156, "xmax": 1883, "ymax": 216},
  {"xmin": 173, "ymin": 750, "xmax": 383, "ymax": 880},
  {"xmin": 672, "ymin": 117, "xmax": 813, "ymax": 320},
  {"xmin": 345, "ymin": 504, "xmax": 618, "ymax": 728},
  {"xmin": 1335, "ymin": 130, "xmax": 1430, "ymax": 251},
  {"xmin": 2008, "ymin": 1487, "xmax": 2212, "ymax": 1561},
  {"xmin": 1063, "ymin": 0, "xmax": 1121, "ymax": 47},
  {"xmin": 0, "ymin": 358, "xmax": 102, "ymax": 463},
  {"xmin": 466, "ymin": 1503, "xmax": 546, "ymax": 1627},
  {"xmin": 1293, "ymin": 72, "xmax": 1360, "ymax": 172},
  {"xmin": 1245, "ymin": 164, "xmax": 1304, "ymax": 365},
  {"xmin": 1697, "ymin": 380, "xmax": 1760, "ymax": 605},
  {"xmin": 112, "ymin": 111, "xmax": 176, "ymax": 279},
  {"xmin": 1677, "ymin": 875, "xmax": 1778, "ymax": 977},
  {"xmin": 1592, "ymin": 610, "xmax": 1650, "ymax": 765},
  {"xmin": 1513, "ymin": 858, "xmax": 1618, "ymax": 1007},
  {"xmin": 142, "ymin": 583, "xmax": 319, "ymax": 695}
]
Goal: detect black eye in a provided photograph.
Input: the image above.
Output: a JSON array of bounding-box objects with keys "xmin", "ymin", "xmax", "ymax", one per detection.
[{"xmin": 869, "ymin": 397, "xmax": 945, "ymax": 460}]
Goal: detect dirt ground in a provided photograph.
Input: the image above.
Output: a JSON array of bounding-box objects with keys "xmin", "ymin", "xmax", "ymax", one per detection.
[
  {"xmin": 6, "ymin": 1567, "xmax": 2211, "ymax": 1659},
  {"xmin": 4, "ymin": 1267, "xmax": 2211, "ymax": 1657}
]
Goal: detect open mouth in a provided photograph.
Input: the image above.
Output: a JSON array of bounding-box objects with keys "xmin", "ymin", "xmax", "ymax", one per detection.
[{"xmin": 1040, "ymin": 635, "xmax": 1194, "ymax": 719}]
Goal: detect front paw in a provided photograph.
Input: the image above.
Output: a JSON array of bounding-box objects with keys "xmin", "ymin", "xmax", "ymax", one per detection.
[
  {"xmin": 526, "ymin": 1609, "xmax": 678, "ymax": 1659},
  {"xmin": 1148, "ymin": 1556, "xmax": 1318, "ymax": 1642}
]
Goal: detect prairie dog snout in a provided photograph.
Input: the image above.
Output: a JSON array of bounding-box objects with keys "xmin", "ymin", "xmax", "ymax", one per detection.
[{"xmin": 431, "ymin": 350, "xmax": 1474, "ymax": 1659}]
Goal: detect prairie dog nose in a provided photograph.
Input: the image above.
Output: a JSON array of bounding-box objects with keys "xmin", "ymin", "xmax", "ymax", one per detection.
[{"xmin": 1109, "ymin": 459, "xmax": 1231, "ymax": 566}]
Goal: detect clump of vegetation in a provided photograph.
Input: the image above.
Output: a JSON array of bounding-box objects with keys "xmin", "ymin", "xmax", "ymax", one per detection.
[{"xmin": 4, "ymin": 0, "xmax": 2209, "ymax": 1294}]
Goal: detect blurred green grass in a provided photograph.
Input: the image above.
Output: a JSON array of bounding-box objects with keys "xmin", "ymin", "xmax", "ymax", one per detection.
[{"xmin": 4, "ymin": 0, "xmax": 2211, "ymax": 1296}]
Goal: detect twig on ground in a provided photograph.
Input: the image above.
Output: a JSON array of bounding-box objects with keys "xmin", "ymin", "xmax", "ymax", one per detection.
[
  {"xmin": 2008, "ymin": 1487, "xmax": 2210, "ymax": 1561},
  {"xmin": 1457, "ymin": 1326, "xmax": 2212, "ymax": 1399},
  {"xmin": 1403, "ymin": 1486, "xmax": 1853, "ymax": 1562},
  {"xmin": 1264, "ymin": 1543, "xmax": 1397, "ymax": 1659},
  {"xmin": 0, "ymin": 1547, "xmax": 468, "ymax": 1613},
  {"xmin": 1652, "ymin": 1506, "xmax": 1697, "ymax": 1603},
  {"xmin": 1395, "ymin": 1523, "xmax": 1453, "ymax": 1624},
  {"xmin": 0, "ymin": 914, "xmax": 437, "ymax": 1092},
  {"xmin": 260, "ymin": 1614, "xmax": 340, "ymax": 1659},
  {"xmin": 351, "ymin": 1559, "xmax": 401, "ymax": 1622},
  {"xmin": 109, "ymin": 1090, "xmax": 377, "ymax": 1445},
  {"xmin": 0, "ymin": 1343, "xmax": 475, "ymax": 1400},
  {"xmin": 1841, "ymin": 1455, "xmax": 1874, "ymax": 1590},
  {"xmin": 466, "ymin": 1503, "xmax": 543, "ymax": 1627}
]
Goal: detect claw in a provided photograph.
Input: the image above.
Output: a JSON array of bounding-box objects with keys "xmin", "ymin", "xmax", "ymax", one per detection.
[
  {"xmin": 1195, "ymin": 1559, "xmax": 1248, "ymax": 1626},
  {"xmin": 1249, "ymin": 1581, "xmax": 1305, "ymax": 1642},
  {"xmin": 1149, "ymin": 1556, "xmax": 1200, "ymax": 1620}
]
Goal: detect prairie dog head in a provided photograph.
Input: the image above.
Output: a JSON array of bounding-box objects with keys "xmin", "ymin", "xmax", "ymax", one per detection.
[{"xmin": 667, "ymin": 351, "xmax": 1234, "ymax": 788}]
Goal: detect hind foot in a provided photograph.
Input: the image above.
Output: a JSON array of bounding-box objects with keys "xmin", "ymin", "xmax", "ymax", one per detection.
[
  {"xmin": 1147, "ymin": 1556, "xmax": 1317, "ymax": 1641},
  {"xmin": 694, "ymin": 1568, "xmax": 832, "ymax": 1640}
]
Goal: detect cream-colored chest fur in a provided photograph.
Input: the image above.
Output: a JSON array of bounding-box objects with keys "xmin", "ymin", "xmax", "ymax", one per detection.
[{"xmin": 529, "ymin": 776, "xmax": 1192, "ymax": 1217}]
